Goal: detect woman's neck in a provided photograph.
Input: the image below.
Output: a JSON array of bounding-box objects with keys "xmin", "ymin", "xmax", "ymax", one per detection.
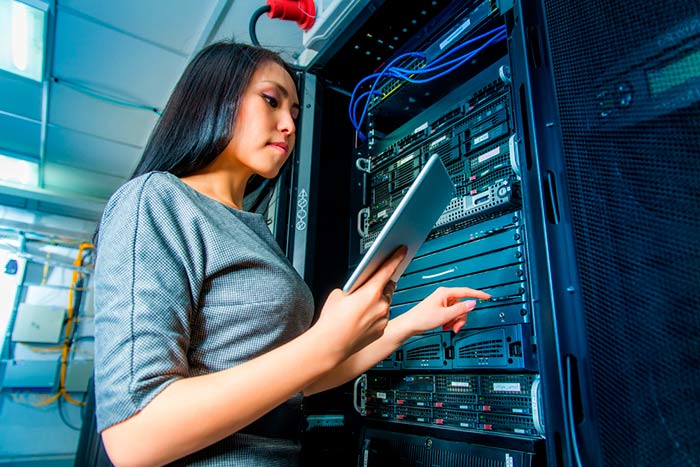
[{"xmin": 180, "ymin": 163, "xmax": 250, "ymax": 210}]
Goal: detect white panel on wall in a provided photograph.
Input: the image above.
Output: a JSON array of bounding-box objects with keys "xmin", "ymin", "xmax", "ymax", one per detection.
[
  {"xmin": 43, "ymin": 161, "xmax": 127, "ymax": 200},
  {"xmin": 49, "ymin": 81, "xmax": 159, "ymax": 148},
  {"xmin": 53, "ymin": 11, "xmax": 187, "ymax": 108},
  {"xmin": 0, "ymin": 112, "xmax": 41, "ymax": 157},
  {"xmin": 23, "ymin": 285, "xmax": 71, "ymax": 309},
  {"xmin": 0, "ymin": 72, "xmax": 43, "ymax": 121},
  {"xmin": 59, "ymin": 0, "xmax": 219, "ymax": 55},
  {"xmin": 11, "ymin": 304, "xmax": 67, "ymax": 344},
  {"xmin": 45, "ymin": 124, "xmax": 143, "ymax": 177}
]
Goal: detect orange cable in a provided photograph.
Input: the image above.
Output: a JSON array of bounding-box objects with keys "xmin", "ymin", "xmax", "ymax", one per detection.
[{"xmin": 38, "ymin": 242, "xmax": 94, "ymax": 407}]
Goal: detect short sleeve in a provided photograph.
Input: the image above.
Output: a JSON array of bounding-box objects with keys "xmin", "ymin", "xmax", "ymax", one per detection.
[{"xmin": 93, "ymin": 174, "xmax": 202, "ymax": 431}]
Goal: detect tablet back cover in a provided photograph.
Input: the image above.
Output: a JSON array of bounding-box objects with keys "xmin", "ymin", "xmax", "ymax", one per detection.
[{"xmin": 343, "ymin": 154, "xmax": 455, "ymax": 293}]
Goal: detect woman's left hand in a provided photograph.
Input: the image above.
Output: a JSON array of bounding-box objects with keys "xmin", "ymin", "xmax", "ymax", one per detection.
[{"xmin": 404, "ymin": 286, "xmax": 491, "ymax": 334}]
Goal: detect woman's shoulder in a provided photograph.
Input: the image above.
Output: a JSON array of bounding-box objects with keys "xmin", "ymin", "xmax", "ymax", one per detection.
[
  {"xmin": 109, "ymin": 171, "xmax": 186, "ymax": 203},
  {"xmin": 102, "ymin": 172, "xmax": 192, "ymax": 219},
  {"xmin": 118, "ymin": 171, "xmax": 178, "ymax": 194}
]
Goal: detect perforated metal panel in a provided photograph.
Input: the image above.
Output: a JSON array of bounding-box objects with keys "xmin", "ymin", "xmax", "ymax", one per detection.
[{"xmin": 543, "ymin": 1, "xmax": 700, "ymax": 465}]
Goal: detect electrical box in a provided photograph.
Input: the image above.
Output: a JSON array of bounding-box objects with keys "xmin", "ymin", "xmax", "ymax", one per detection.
[
  {"xmin": 1, "ymin": 358, "xmax": 60, "ymax": 388},
  {"xmin": 64, "ymin": 359, "xmax": 94, "ymax": 392},
  {"xmin": 11, "ymin": 304, "xmax": 67, "ymax": 344},
  {"xmin": 298, "ymin": 0, "xmax": 372, "ymax": 66}
]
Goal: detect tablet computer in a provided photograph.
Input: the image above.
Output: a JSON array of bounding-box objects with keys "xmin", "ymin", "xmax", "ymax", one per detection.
[{"xmin": 343, "ymin": 153, "xmax": 455, "ymax": 293}]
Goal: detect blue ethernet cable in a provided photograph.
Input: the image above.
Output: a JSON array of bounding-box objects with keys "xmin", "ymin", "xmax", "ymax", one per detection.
[
  {"xmin": 391, "ymin": 31, "xmax": 507, "ymax": 83},
  {"xmin": 349, "ymin": 25, "xmax": 508, "ymax": 139},
  {"xmin": 349, "ymin": 52, "xmax": 425, "ymax": 137}
]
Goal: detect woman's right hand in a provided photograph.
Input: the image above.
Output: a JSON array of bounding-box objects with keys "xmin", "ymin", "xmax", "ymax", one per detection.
[{"xmin": 312, "ymin": 246, "xmax": 407, "ymax": 363}]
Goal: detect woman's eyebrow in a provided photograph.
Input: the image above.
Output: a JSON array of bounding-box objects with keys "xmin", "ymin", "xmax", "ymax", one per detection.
[{"xmin": 262, "ymin": 80, "xmax": 291, "ymax": 98}]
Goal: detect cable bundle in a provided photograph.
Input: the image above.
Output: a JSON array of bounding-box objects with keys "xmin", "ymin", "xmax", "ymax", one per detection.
[{"xmin": 348, "ymin": 25, "xmax": 507, "ymax": 142}]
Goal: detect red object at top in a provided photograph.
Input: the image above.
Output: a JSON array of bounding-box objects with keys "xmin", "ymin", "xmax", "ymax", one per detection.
[{"xmin": 266, "ymin": 0, "xmax": 316, "ymax": 30}]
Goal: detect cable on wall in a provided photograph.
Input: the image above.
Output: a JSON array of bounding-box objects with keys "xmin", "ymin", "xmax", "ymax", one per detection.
[
  {"xmin": 248, "ymin": 0, "xmax": 316, "ymax": 46},
  {"xmin": 51, "ymin": 76, "xmax": 161, "ymax": 115},
  {"xmin": 249, "ymin": 5, "xmax": 272, "ymax": 46}
]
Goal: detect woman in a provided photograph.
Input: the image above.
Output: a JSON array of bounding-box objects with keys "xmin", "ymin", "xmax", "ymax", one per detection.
[{"xmin": 94, "ymin": 41, "xmax": 490, "ymax": 466}]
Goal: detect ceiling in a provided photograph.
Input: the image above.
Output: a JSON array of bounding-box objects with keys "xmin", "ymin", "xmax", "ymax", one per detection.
[{"xmin": 0, "ymin": 0, "xmax": 305, "ymax": 224}]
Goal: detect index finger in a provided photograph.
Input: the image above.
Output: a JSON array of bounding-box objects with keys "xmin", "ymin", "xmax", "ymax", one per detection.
[
  {"xmin": 443, "ymin": 286, "xmax": 492, "ymax": 301},
  {"xmin": 364, "ymin": 245, "xmax": 407, "ymax": 290}
]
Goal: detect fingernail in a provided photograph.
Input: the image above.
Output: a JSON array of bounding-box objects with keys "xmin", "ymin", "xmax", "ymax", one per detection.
[{"xmin": 464, "ymin": 300, "xmax": 477, "ymax": 311}]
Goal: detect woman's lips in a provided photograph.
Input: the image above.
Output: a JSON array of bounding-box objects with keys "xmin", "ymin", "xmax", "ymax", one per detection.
[{"xmin": 269, "ymin": 142, "xmax": 288, "ymax": 153}]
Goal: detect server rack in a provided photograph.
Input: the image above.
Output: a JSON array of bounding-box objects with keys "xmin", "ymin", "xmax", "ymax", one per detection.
[{"xmin": 283, "ymin": 1, "xmax": 700, "ymax": 466}]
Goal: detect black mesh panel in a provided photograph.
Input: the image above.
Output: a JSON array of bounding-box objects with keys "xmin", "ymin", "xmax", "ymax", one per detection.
[{"xmin": 542, "ymin": 1, "xmax": 700, "ymax": 465}]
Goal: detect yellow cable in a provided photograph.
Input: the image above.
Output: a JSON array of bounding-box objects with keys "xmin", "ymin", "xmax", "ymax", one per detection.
[
  {"xmin": 40, "ymin": 252, "xmax": 51, "ymax": 286},
  {"xmin": 19, "ymin": 343, "xmax": 62, "ymax": 353},
  {"xmin": 18, "ymin": 242, "xmax": 95, "ymax": 408},
  {"xmin": 33, "ymin": 391, "xmax": 62, "ymax": 407},
  {"xmin": 44, "ymin": 242, "xmax": 95, "ymax": 407}
]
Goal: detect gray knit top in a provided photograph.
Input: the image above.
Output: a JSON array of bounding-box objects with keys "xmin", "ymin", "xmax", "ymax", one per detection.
[{"xmin": 94, "ymin": 172, "xmax": 315, "ymax": 466}]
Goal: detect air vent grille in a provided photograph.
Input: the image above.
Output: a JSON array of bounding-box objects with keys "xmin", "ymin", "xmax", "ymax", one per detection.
[
  {"xmin": 406, "ymin": 343, "xmax": 442, "ymax": 360},
  {"xmin": 458, "ymin": 339, "xmax": 504, "ymax": 359}
]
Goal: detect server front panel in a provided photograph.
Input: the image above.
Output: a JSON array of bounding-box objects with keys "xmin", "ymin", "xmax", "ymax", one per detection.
[{"xmin": 302, "ymin": 1, "xmax": 545, "ymax": 465}]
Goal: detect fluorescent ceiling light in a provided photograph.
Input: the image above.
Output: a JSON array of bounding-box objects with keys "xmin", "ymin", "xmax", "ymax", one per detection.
[
  {"xmin": 0, "ymin": 153, "xmax": 38, "ymax": 186},
  {"xmin": 0, "ymin": 0, "xmax": 46, "ymax": 81}
]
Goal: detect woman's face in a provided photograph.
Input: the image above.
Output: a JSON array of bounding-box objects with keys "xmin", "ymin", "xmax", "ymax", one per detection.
[{"xmin": 224, "ymin": 60, "xmax": 299, "ymax": 179}]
